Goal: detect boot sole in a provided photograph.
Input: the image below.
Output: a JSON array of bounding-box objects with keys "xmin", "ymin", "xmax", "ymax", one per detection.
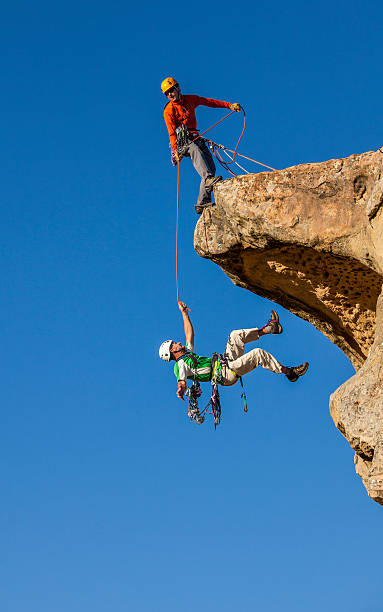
[{"xmin": 195, "ymin": 203, "xmax": 215, "ymax": 215}]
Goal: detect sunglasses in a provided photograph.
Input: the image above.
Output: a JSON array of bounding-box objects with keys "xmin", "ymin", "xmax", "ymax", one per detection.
[{"xmin": 166, "ymin": 86, "xmax": 177, "ymax": 96}]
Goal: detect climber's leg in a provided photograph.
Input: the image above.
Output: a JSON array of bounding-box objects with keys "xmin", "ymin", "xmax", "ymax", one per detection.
[
  {"xmin": 228, "ymin": 349, "xmax": 309, "ymax": 382},
  {"xmin": 224, "ymin": 312, "xmax": 283, "ymax": 362},
  {"xmin": 283, "ymin": 362, "xmax": 309, "ymax": 382},
  {"xmin": 224, "ymin": 328, "xmax": 261, "ymax": 362},
  {"xmin": 229, "ymin": 347, "xmax": 283, "ymax": 377},
  {"xmin": 259, "ymin": 310, "xmax": 283, "ymax": 335},
  {"xmin": 188, "ymin": 140, "xmax": 217, "ymax": 206}
]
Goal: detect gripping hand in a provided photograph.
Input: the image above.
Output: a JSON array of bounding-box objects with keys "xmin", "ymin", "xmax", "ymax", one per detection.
[{"xmin": 177, "ymin": 380, "xmax": 187, "ymax": 400}]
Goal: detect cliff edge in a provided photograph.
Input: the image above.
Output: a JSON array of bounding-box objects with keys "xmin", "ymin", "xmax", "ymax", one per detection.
[{"xmin": 194, "ymin": 148, "xmax": 383, "ymax": 504}]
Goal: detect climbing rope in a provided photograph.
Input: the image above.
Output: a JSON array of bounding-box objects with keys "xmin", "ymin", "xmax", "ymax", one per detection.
[
  {"xmin": 213, "ymin": 142, "xmax": 277, "ymax": 172},
  {"xmin": 173, "ymin": 108, "xmax": 271, "ymax": 428},
  {"xmin": 205, "ymin": 136, "xmax": 277, "ymax": 174},
  {"xmin": 222, "ymin": 149, "xmax": 251, "ymax": 174},
  {"xmin": 189, "ymin": 107, "xmax": 245, "ymax": 167},
  {"xmin": 176, "ymin": 162, "xmax": 180, "ymax": 302},
  {"xmin": 175, "ymin": 107, "xmax": 275, "ymax": 304},
  {"xmin": 194, "ymin": 109, "xmax": 236, "ymax": 140}
]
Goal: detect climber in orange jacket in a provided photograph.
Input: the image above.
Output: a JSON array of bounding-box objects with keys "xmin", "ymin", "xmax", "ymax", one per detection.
[{"xmin": 161, "ymin": 77, "xmax": 241, "ymax": 214}]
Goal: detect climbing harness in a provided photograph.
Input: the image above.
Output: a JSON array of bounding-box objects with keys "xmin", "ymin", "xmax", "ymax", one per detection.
[
  {"xmin": 184, "ymin": 351, "xmax": 248, "ymax": 429},
  {"xmin": 175, "ymin": 124, "xmax": 192, "ymax": 156},
  {"xmin": 211, "ymin": 353, "xmax": 248, "ymax": 416}
]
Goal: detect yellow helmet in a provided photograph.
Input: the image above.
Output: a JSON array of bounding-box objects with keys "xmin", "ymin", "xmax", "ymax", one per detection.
[{"xmin": 161, "ymin": 76, "xmax": 178, "ymax": 95}]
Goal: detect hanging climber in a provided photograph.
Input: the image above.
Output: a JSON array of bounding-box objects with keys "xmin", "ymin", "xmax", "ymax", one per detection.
[
  {"xmin": 161, "ymin": 77, "xmax": 241, "ymax": 214},
  {"xmin": 159, "ymin": 301, "xmax": 309, "ymax": 401}
]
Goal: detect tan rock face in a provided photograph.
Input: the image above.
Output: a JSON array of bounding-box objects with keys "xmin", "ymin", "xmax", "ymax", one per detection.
[{"xmin": 194, "ymin": 148, "xmax": 383, "ymax": 504}]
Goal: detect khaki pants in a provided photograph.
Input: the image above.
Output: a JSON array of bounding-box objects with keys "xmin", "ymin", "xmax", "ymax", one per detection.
[{"xmin": 221, "ymin": 328, "xmax": 283, "ymax": 386}]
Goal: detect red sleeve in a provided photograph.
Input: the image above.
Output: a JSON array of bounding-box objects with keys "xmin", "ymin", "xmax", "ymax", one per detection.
[
  {"xmin": 164, "ymin": 104, "xmax": 178, "ymax": 152},
  {"xmin": 189, "ymin": 95, "xmax": 232, "ymax": 110}
]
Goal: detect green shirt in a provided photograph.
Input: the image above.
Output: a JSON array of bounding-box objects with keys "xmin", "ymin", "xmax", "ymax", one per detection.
[{"xmin": 173, "ymin": 342, "xmax": 212, "ymax": 383}]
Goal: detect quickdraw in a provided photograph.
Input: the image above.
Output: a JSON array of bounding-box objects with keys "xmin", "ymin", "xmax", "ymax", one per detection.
[
  {"xmin": 175, "ymin": 124, "xmax": 192, "ymax": 156},
  {"xmin": 186, "ymin": 380, "xmax": 204, "ymax": 424},
  {"xmin": 204, "ymin": 381, "xmax": 222, "ymax": 430},
  {"xmin": 186, "ymin": 379, "xmax": 221, "ymax": 429}
]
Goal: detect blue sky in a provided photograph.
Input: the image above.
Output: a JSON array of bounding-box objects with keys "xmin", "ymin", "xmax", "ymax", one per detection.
[{"xmin": 1, "ymin": 1, "xmax": 382, "ymax": 611}]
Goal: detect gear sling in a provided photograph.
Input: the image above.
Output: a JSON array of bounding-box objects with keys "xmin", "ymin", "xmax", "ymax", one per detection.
[{"xmin": 177, "ymin": 352, "xmax": 247, "ymax": 429}]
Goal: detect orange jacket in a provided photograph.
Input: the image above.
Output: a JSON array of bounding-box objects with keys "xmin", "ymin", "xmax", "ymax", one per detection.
[{"xmin": 164, "ymin": 94, "xmax": 232, "ymax": 152}]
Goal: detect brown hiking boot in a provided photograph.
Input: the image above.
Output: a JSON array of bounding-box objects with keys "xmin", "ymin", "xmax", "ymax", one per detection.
[
  {"xmin": 205, "ymin": 175, "xmax": 223, "ymax": 192},
  {"xmin": 195, "ymin": 202, "xmax": 215, "ymax": 215},
  {"xmin": 285, "ymin": 362, "xmax": 309, "ymax": 382},
  {"xmin": 261, "ymin": 310, "xmax": 283, "ymax": 335}
]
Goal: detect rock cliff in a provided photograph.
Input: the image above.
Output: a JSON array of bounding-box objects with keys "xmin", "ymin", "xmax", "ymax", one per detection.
[{"xmin": 194, "ymin": 148, "xmax": 383, "ymax": 505}]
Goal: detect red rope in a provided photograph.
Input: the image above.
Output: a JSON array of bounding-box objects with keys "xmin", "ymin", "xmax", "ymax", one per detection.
[
  {"xmin": 176, "ymin": 162, "xmax": 180, "ymax": 303},
  {"xmin": 212, "ymin": 145, "xmax": 237, "ymax": 176},
  {"xmin": 175, "ymin": 107, "xmax": 275, "ymax": 305},
  {"xmin": 194, "ymin": 110, "xmax": 235, "ymax": 140},
  {"xmin": 222, "ymin": 148, "xmax": 276, "ymax": 172},
  {"xmin": 224, "ymin": 107, "xmax": 247, "ymax": 165},
  {"xmin": 190, "ymin": 108, "xmax": 246, "ymax": 165}
]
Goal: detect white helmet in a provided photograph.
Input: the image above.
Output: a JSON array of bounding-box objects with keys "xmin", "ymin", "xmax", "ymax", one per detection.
[{"xmin": 159, "ymin": 340, "xmax": 174, "ymax": 362}]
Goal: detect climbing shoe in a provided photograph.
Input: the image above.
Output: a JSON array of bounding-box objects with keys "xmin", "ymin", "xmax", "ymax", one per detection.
[
  {"xmin": 195, "ymin": 202, "xmax": 215, "ymax": 215},
  {"xmin": 262, "ymin": 310, "xmax": 283, "ymax": 335},
  {"xmin": 285, "ymin": 362, "xmax": 309, "ymax": 382},
  {"xmin": 205, "ymin": 175, "xmax": 223, "ymax": 192}
]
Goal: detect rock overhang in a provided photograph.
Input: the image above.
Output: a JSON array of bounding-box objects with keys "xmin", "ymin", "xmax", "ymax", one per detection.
[{"xmin": 194, "ymin": 148, "xmax": 383, "ymax": 504}]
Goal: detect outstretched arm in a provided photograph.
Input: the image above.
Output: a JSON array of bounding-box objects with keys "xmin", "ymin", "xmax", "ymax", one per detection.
[
  {"xmin": 178, "ymin": 301, "xmax": 194, "ymax": 347},
  {"xmin": 191, "ymin": 95, "xmax": 242, "ymax": 112}
]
